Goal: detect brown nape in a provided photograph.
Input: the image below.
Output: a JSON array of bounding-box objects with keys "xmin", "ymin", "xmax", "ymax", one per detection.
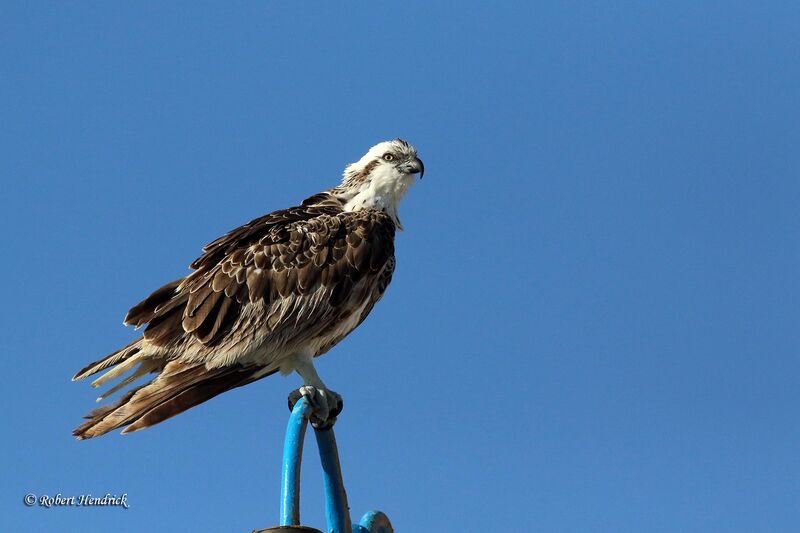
[{"xmin": 343, "ymin": 159, "xmax": 380, "ymax": 187}]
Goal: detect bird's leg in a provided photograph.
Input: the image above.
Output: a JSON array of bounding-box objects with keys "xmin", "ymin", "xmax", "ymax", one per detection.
[{"xmin": 287, "ymin": 356, "xmax": 343, "ymax": 429}]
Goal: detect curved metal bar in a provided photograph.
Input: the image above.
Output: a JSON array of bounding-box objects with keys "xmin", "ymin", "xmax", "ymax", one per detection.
[
  {"xmin": 280, "ymin": 397, "xmax": 312, "ymax": 526},
  {"xmin": 314, "ymin": 426, "xmax": 352, "ymax": 533},
  {"xmin": 275, "ymin": 397, "xmax": 393, "ymax": 533},
  {"xmin": 357, "ymin": 510, "xmax": 394, "ymax": 533}
]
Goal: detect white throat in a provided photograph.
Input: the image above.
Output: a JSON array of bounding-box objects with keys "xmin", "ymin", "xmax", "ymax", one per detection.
[{"xmin": 343, "ymin": 166, "xmax": 415, "ymax": 229}]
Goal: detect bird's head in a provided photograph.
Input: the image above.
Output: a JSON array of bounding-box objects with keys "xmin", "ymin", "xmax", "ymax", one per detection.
[{"xmin": 337, "ymin": 139, "xmax": 424, "ymax": 229}]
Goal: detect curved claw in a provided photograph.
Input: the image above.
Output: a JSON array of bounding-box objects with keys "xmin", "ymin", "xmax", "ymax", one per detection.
[
  {"xmin": 287, "ymin": 389, "xmax": 304, "ymax": 412},
  {"xmin": 328, "ymin": 395, "xmax": 344, "ymax": 420}
]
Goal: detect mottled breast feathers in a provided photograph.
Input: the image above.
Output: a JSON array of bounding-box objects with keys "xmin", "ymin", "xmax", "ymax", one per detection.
[{"xmin": 124, "ymin": 193, "xmax": 396, "ymax": 350}]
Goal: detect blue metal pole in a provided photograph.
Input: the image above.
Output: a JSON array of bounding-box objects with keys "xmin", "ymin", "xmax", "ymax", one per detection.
[
  {"xmin": 280, "ymin": 397, "xmax": 312, "ymax": 526},
  {"xmin": 314, "ymin": 426, "xmax": 352, "ymax": 533},
  {"xmin": 356, "ymin": 511, "xmax": 394, "ymax": 533}
]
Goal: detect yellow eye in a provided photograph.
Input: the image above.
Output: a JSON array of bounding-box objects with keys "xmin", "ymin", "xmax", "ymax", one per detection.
[{"xmin": 382, "ymin": 153, "xmax": 395, "ymax": 161}]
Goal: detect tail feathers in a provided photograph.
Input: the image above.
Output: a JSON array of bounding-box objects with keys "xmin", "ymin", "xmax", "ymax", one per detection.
[
  {"xmin": 74, "ymin": 385, "xmax": 148, "ymax": 438},
  {"xmin": 121, "ymin": 367, "xmax": 263, "ymax": 434},
  {"xmin": 72, "ymin": 339, "xmax": 142, "ymax": 382},
  {"xmin": 73, "ymin": 361, "xmax": 270, "ymax": 440},
  {"xmin": 95, "ymin": 359, "xmax": 160, "ymax": 403}
]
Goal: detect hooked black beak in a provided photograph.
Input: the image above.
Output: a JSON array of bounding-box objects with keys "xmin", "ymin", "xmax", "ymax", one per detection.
[{"xmin": 400, "ymin": 157, "xmax": 425, "ymax": 179}]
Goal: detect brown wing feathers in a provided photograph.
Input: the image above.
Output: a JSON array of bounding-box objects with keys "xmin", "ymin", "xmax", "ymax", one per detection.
[
  {"xmin": 174, "ymin": 208, "xmax": 394, "ymax": 347},
  {"xmin": 124, "ymin": 278, "xmax": 183, "ymax": 328}
]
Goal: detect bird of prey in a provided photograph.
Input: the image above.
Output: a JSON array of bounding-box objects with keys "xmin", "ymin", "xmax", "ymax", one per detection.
[{"xmin": 72, "ymin": 139, "xmax": 424, "ymax": 439}]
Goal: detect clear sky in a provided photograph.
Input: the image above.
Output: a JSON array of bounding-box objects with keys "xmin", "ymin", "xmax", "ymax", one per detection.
[{"xmin": 2, "ymin": 2, "xmax": 798, "ymax": 532}]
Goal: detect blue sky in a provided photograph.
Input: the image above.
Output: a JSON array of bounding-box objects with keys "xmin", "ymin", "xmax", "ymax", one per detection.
[{"xmin": 2, "ymin": 2, "xmax": 798, "ymax": 531}]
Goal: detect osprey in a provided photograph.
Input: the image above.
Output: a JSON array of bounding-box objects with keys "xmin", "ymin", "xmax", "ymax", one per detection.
[{"xmin": 73, "ymin": 139, "xmax": 424, "ymax": 439}]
